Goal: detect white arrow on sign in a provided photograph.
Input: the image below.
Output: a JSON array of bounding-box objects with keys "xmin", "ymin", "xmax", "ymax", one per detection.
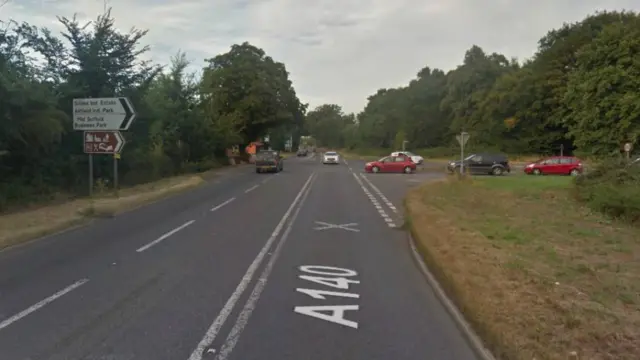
[{"xmin": 73, "ymin": 97, "xmax": 137, "ymax": 131}]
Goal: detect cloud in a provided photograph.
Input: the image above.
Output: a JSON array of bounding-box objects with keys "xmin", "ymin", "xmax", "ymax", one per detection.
[{"xmin": 2, "ymin": 0, "xmax": 639, "ymax": 113}]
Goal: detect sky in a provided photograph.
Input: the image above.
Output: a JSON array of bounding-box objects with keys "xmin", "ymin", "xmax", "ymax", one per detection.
[{"xmin": 2, "ymin": 0, "xmax": 639, "ymax": 114}]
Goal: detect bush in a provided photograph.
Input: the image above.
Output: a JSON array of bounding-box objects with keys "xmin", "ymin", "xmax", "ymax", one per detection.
[{"xmin": 573, "ymin": 160, "xmax": 640, "ymax": 222}]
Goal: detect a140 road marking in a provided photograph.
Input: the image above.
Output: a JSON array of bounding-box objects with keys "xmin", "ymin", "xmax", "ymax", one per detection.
[{"xmin": 294, "ymin": 265, "xmax": 360, "ymax": 329}]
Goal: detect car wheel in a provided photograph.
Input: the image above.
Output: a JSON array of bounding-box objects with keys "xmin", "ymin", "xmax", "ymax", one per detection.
[
  {"xmin": 533, "ymin": 169, "xmax": 541, "ymax": 175},
  {"xmin": 404, "ymin": 166, "xmax": 413, "ymax": 174},
  {"xmin": 492, "ymin": 167, "xmax": 503, "ymax": 176},
  {"xmin": 570, "ymin": 169, "xmax": 579, "ymax": 176},
  {"xmin": 256, "ymin": 168, "xmax": 261, "ymax": 173},
  {"xmin": 372, "ymin": 166, "xmax": 380, "ymax": 173}
]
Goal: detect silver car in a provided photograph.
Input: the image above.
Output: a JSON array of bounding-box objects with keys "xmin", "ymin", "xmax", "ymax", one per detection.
[{"xmin": 322, "ymin": 151, "xmax": 340, "ymax": 164}]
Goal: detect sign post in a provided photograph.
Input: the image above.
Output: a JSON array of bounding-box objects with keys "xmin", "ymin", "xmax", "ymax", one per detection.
[
  {"xmin": 456, "ymin": 131, "xmax": 470, "ymax": 175},
  {"xmin": 624, "ymin": 142, "xmax": 633, "ymax": 161},
  {"xmin": 74, "ymin": 97, "xmax": 135, "ymax": 196}
]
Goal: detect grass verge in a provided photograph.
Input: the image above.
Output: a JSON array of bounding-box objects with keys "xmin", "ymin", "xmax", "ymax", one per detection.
[
  {"xmin": 405, "ymin": 175, "xmax": 639, "ymax": 360},
  {"xmin": 0, "ymin": 173, "xmax": 211, "ymax": 251}
]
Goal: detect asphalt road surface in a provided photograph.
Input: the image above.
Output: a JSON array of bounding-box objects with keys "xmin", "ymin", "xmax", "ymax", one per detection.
[{"xmin": 0, "ymin": 154, "xmax": 477, "ymax": 360}]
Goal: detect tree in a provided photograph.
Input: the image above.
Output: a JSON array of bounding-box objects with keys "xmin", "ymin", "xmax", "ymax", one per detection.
[{"xmin": 0, "ymin": 10, "xmax": 306, "ymax": 211}]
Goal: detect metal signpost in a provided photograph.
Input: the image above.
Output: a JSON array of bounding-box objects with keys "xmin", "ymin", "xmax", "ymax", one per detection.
[
  {"xmin": 456, "ymin": 131, "xmax": 470, "ymax": 175},
  {"xmin": 74, "ymin": 97, "xmax": 136, "ymax": 195},
  {"xmin": 624, "ymin": 142, "xmax": 633, "ymax": 160}
]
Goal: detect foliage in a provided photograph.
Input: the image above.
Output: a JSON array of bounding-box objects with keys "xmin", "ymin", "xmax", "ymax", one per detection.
[
  {"xmin": 304, "ymin": 10, "xmax": 640, "ymax": 158},
  {"xmin": 573, "ymin": 161, "xmax": 640, "ymax": 222},
  {"xmin": 0, "ymin": 9, "xmax": 304, "ymax": 211}
]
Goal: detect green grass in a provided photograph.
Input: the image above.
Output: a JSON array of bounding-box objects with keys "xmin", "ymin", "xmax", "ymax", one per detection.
[{"xmin": 474, "ymin": 175, "xmax": 574, "ymax": 192}]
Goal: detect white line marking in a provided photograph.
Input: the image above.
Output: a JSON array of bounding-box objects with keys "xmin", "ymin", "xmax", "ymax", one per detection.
[
  {"xmin": 0, "ymin": 279, "xmax": 88, "ymax": 331},
  {"xmin": 244, "ymin": 185, "xmax": 259, "ymax": 193},
  {"xmin": 210, "ymin": 198, "xmax": 235, "ymax": 212},
  {"xmin": 351, "ymin": 172, "xmax": 396, "ymax": 228},
  {"xmin": 359, "ymin": 173, "xmax": 398, "ymax": 213},
  {"xmin": 261, "ymin": 177, "xmax": 271, "ymax": 184},
  {"xmin": 343, "ymin": 158, "xmax": 349, "ymax": 165},
  {"xmin": 136, "ymin": 220, "xmax": 195, "ymax": 252},
  {"xmin": 188, "ymin": 173, "xmax": 315, "ymax": 360},
  {"xmin": 213, "ymin": 174, "xmax": 315, "ymax": 360}
]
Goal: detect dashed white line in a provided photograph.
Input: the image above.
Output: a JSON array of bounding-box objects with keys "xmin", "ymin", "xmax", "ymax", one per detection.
[
  {"xmin": 359, "ymin": 173, "xmax": 398, "ymax": 213},
  {"xmin": 136, "ymin": 220, "xmax": 195, "ymax": 252},
  {"xmin": 187, "ymin": 173, "xmax": 316, "ymax": 360},
  {"xmin": 343, "ymin": 158, "xmax": 349, "ymax": 165},
  {"xmin": 211, "ymin": 198, "xmax": 235, "ymax": 212},
  {"xmin": 351, "ymin": 172, "xmax": 396, "ymax": 228},
  {"xmin": 0, "ymin": 279, "xmax": 89, "ymax": 331},
  {"xmin": 213, "ymin": 173, "xmax": 315, "ymax": 360},
  {"xmin": 244, "ymin": 185, "xmax": 259, "ymax": 193}
]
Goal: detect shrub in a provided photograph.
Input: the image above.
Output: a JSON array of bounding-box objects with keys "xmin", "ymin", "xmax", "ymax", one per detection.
[{"xmin": 573, "ymin": 160, "xmax": 640, "ymax": 222}]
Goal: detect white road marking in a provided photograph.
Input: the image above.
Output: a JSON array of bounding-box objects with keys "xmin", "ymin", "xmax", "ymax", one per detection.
[
  {"xmin": 0, "ymin": 279, "xmax": 89, "ymax": 331},
  {"xmin": 136, "ymin": 220, "xmax": 195, "ymax": 252},
  {"xmin": 343, "ymin": 158, "xmax": 349, "ymax": 165},
  {"xmin": 210, "ymin": 198, "xmax": 235, "ymax": 212},
  {"xmin": 261, "ymin": 177, "xmax": 271, "ymax": 184},
  {"xmin": 296, "ymin": 288, "xmax": 360, "ymax": 300},
  {"xmin": 359, "ymin": 173, "xmax": 398, "ymax": 213},
  {"xmin": 294, "ymin": 305, "xmax": 359, "ymax": 329},
  {"xmin": 312, "ymin": 221, "xmax": 359, "ymax": 232},
  {"xmin": 351, "ymin": 172, "xmax": 396, "ymax": 227},
  {"xmin": 188, "ymin": 173, "xmax": 315, "ymax": 360},
  {"xmin": 244, "ymin": 184, "xmax": 259, "ymax": 193},
  {"xmin": 212, "ymin": 174, "xmax": 316, "ymax": 360}
]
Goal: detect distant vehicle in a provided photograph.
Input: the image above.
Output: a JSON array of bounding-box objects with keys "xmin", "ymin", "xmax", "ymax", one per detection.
[
  {"xmin": 364, "ymin": 155, "xmax": 416, "ymax": 174},
  {"xmin": 524, "ymin": 156, "xmax": 583, "ymax": 176},
  {"xmin": 297, "ymin": 148, "xmax": 308, "ymax": 157},
  {"xmin": 391, "ymin": 151, "xmax": 424, "ymax": 164},
  {"xmin": 322, "ymin": 151, "xmax": 340, "ymax": 164},
  {"xmin": 255, "ymin": 150, "xmax": 283, "ymax": 173},
  {"xmin": 447, "ymin": 153, "xmax": 510, "ymax": 176}
]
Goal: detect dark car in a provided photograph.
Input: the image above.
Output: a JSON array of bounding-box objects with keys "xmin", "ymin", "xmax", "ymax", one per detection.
[
  {"xmin": 255, "ymin": 150, "xmax": 283, "ymax": 173},
  {"xmin": 447, "ymin": 153, "xmax": 511, "ymax": 176}
]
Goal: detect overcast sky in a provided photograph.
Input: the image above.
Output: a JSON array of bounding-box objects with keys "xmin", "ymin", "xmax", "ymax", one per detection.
[{"xmin": 2, "ymin": 0, "xmax": 639, "ymax": 113}]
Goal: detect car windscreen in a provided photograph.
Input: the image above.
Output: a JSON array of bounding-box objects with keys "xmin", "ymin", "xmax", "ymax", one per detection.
[
  {"xmin": 256, "ymin": 152, "xmax": 276, "ymax": 160},
  {"xmin": 464, "ymin": 154, "xmax": 476, "ymax": 160},
  {"xmin": 325, "ymin": 152, "xmax": 337, "ymax": 156}
]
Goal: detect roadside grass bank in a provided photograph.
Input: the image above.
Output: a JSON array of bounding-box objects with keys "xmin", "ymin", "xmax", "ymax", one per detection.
[
  {"xmin": 0, "ymin": 165, "xmax": 244, "ymax": 251},
  {"xmin": 405, "ymin": 175, "xmax": 639, "ymax": 360}
]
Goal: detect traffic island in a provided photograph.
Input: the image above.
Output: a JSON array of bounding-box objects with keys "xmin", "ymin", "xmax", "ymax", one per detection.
[{"xmin": 404, "ymin": 176, "xmax": 640, "ymax": 360}]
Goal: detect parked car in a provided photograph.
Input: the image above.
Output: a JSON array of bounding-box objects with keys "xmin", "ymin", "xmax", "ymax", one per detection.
[
  {"xmin": 322, "ymin": 151, "xmax": 340, "ymax": 164},
  {"xmin": 297, "ymin": 148, "xmax": 308, "ymax": 157},
  {"xmin": 390, "ymin": 151, "xmax": 424, "ymax": 164},
  {"xmin": 364, "ymin": 155, "xmax": 416, "ymax": 174},
  {"xmin": 447, "ymin": 153, "xmax": 511, "ymax": 175},
  {"xmin": 524, "ymin": 156, "xmax": 582, "ymax": 176}
]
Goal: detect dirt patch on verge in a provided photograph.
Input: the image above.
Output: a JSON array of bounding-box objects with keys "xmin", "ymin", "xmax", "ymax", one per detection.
[
  {"xmin": 405, "ymin": 176, "xmax": 640, "ymax": 360},
  {"xmin": 0, "ymin": 174, "xmax": 205, "ymax": 251}
]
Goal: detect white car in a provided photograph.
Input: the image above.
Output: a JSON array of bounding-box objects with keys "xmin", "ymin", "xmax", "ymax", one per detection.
[
  {"xmin": 322, "ymin": 151, "xmax": 340, "ymax": 164},
  {"xmin": 391, "ymin": 151, "xmax": 423, "ymax": 164}
]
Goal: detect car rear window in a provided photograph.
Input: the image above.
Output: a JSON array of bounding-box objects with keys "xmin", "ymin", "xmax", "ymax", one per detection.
[{"xmin": 325, "ymin": 152, "xmax": 337, "ymax": 155}]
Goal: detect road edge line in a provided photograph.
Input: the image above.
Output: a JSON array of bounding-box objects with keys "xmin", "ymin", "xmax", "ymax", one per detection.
[{"xmin": 405, "ymin": 223, "xmax": 496, "ymax": 360}]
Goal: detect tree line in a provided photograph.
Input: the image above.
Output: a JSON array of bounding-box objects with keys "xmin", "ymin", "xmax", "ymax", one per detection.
[
  {"xmin": 305, "ymin": 10, "xmax": 640, "ymax": 158},
  {"xmin": 0, "ymin": 9, "xmax": 305, "ymax": 211}
]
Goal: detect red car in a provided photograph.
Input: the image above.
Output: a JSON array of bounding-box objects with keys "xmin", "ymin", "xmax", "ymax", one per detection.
[
  {"xmin": 524, "ymin": 156, "xmax": 583, "ymax": 176},
  {"xmin": 364, "ymin": 155, "xmax": 417, "ymax": 174}
]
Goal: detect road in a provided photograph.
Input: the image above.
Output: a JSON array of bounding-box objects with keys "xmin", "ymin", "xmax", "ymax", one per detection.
[{"xmin": 0, "ymin": 154, "xmax": 478, "ymax": 360}]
